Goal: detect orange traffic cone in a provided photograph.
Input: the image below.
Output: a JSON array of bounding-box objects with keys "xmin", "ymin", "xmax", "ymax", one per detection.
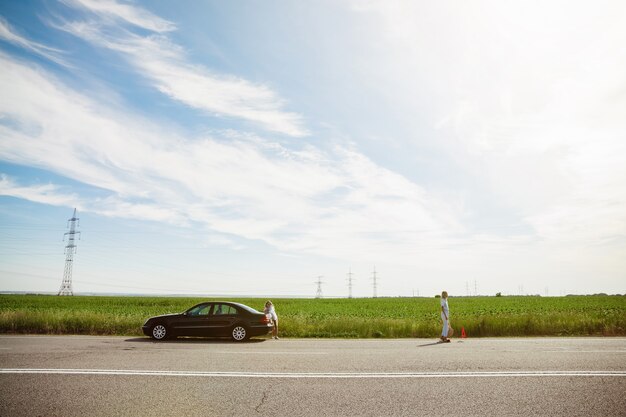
[{"xmin": 461, "ymin": 327, "xmax": 467, "ymax": 338}]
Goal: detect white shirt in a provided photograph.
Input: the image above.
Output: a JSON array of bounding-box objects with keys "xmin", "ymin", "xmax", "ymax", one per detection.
[
  {"xmin": 440, "ymin": 298, "xmax": 449, "ymax": 315},
  {"xmin": 265, "ymin": 305, "xmax": 277, "ymax": 321}
]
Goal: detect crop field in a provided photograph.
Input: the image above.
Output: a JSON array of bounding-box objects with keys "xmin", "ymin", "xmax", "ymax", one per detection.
[{"xmin": 0, "ymin": 294, "xmax": 625, "ymax": 338}]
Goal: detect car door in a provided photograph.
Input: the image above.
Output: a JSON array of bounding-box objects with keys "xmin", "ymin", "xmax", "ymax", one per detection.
[
  {"xmin": 171, "ymin": 303, "xmax": 212, "ymax": 336},
  {"xmin": 205, "ymin": 303, "xmax": 239, "ymax": 336}
]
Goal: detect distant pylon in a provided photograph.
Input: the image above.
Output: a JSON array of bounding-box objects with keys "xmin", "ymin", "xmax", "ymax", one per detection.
[
  {"xmin": 347, "ymin": 268, "xmax": 354, "ymax": 299},
  {"xmin": 371, "ymin": 266, "xmax": 378, "ymax": 298},
  {"xmin": 315, "ymin": 276, "xmax": 324, "ymax": 299},
  {"xmin": 58, "ymin": 208, "xmax": 80, "ymax": 296}
]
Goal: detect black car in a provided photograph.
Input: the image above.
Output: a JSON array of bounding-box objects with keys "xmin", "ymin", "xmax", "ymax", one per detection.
[{"xmin": 142, "ymin": 301, "xmax": 273, "ymax": 342}]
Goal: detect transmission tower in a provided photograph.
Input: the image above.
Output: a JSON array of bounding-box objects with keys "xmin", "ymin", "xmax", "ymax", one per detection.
[
  {"xmin": 371, "ymin": 266, "xmax": 378, "ymax": 298},
  {"xmin": 315, "ymin": 276, "xmax": 324, "ymax": 299},
  {"xmin": 347, "ymin": 268, "xmax": 354, "ymax": 298},
  {"xmin": 58, "ymin": 208, "xmax": 80, "ymax": 296}
]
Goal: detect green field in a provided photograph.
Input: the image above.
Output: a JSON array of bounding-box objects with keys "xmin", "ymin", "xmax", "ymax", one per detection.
[{"xmin": 1, "ymin": 294, "xmax": 625, "ymax": 338}]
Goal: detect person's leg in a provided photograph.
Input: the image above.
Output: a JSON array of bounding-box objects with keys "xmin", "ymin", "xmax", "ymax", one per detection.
[
  {"xmin": 273, "ymin": 322, "xmax": 279, "ymax": 339},
  {"xmin": 442, "ymin": 317, "xmax": 449, "ymax": 340}
]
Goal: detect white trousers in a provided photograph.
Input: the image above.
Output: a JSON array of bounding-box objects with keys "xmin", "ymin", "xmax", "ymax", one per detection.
[{"xmin": 441, "ymin": 313, "xmax": 449, "ymax": 337}]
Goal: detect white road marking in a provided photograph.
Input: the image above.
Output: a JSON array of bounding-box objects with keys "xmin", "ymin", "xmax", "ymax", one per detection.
[
  {"xmin": 544, "ymin": 350, "xmax": 626, "ymax": 353},
  {"xmin": 1, "ymin": 336, "xmax": 625, "ymax": 342},
  {"xmin": 482, "ymin": 339, "xmax": 626, "ymax": 343},
  {"xmin": 502, "ymin": 349, "xmax": 626, "ymax": 353},
  {"xmin": 0, "ymin": 335, "xmax": 124, "ymax": 340},
  {"xmin": 214, "ymin": 351, "xmax": 328, "ymax": 355},
  {"xmin": 1, "ymin": 369, "xmax": 625, "ymax": 378}
]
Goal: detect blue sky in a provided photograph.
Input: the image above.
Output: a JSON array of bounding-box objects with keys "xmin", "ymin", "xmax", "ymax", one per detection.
[{"xmin": 1, "ymin": 0, "xmax": 625, "ymax": 297}]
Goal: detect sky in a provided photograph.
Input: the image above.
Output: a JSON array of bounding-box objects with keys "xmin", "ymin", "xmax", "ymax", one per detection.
[{"xmin": 0, "ymin": 0, "xmax": 625, "ymax": 297}]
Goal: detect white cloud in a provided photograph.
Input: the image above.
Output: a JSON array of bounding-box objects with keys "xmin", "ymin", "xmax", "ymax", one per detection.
[
  {"xmin": 0, "ymin": 52, "xmax": 460, "ymax": 264},
  {"xmin": 60, "ymin": 0, "xmax": 175, "ymax": 33},
  {"xmin": 350, "ymin": 0, "xmax": 626, "ymax": 246},
  {"xmin": 0, "ymin": 17, "xmax": 69, "ymax": 67},
  {"xmin": 0, "ymin": 174, "xmax": 78, "ymax": 207},
  {"xmin": 0, "ymin": 173, "xmax": 187, "ymax": 225},
  {"xmin": 2, "ymin": 1, "xmax": 624, "ymax": 294},
  {"xmin": 56, "ymin": 1, "xmax": 307, "ymax": 137}
]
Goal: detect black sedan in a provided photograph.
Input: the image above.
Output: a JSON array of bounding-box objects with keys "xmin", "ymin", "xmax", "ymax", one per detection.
[{"xmin": 142, "ymin": 301, "xmax": 273, "ymax": 342}]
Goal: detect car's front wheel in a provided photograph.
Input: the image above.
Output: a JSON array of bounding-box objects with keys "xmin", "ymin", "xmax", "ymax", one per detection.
[
  {"xmin": 231, "ymin": 325, "xmax": 249, "ymax": 342},
  {"xmin": 151, "ymin": 324, "xmax": 168, "ymax": 340}
]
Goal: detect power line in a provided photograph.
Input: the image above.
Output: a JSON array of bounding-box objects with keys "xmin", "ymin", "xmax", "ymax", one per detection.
[{"xmin": 0, "ymin": 268, "xmax": 311, "ymax": 296}]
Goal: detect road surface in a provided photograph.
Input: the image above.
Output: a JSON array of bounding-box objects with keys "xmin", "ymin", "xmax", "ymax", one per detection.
[{"xmin": 1, "ymin": 335, "xmax": 625, "ymax": 416}]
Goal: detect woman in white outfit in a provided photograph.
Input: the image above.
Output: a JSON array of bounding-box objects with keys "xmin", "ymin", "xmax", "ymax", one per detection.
[
  {"xmin": 264, "ymin": 300, "xmax": 279, "ymax": 340},
  {"xmin": 440, "ymin": 291, "xmax": 451, "ymax": 342}
]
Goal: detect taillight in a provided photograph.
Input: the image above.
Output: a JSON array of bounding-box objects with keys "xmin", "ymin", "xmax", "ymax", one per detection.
[{"xmin": 261, "ymin": 315, "xmax": 270, "ymax": 324}]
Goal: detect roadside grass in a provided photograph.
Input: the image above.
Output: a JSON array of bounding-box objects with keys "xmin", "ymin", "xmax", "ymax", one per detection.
[{"xmin": 0, "ymin": 294, "xmax": 624, "ymax": 338}]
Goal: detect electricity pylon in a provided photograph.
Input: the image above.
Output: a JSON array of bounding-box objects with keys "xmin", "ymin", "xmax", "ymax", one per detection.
[
  {"xmin": 315, "ymin": 276, "xmax": 324, "ymax": 299},
  {"xmin": 371, "ymin": 266, "xmax": 378, "ymax": 298},
  {"xmin": 58, "ymin": 208, "xmax": 80, "ymax": 296},
  {"xmin": 347, "ymin": 268, "xmax": 354, "ymax": 299}
]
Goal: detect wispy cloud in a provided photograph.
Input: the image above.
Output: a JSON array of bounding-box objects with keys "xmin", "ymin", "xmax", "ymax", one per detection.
[
  {"xmin": 56, "ymin": 1, "xmax": 307, "ymax": 137},
  {"xmin": 60, "ymin": 0, "xmax": 175, "ymax": 33},
  {"xmin": 0, "ymin": 174, "xmax": 78, "ymax": 207},
  {"xmin": 0, "ymin": 51, "xmax": 460, "ymax": 264},
  {"xmin": 0, "ymin": 174, "xmax": 184, "ymax": 225},
  {"xmin": 0, "ymin": 17, "xmax": 69, "ymax": 67}
]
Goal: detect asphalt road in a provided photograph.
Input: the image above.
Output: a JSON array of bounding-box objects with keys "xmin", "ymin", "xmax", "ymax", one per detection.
[{"xmin": 1, "ymin": 335, "xmax": 625, "ymax": 416}]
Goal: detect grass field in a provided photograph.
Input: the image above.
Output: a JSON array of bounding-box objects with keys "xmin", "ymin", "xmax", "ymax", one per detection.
[{"xmin": 1, "ymin": 294, "xmax": 625, "ymax": 338}]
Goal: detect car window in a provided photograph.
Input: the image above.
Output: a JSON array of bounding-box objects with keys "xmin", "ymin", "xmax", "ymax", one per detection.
[
  {"xmin": 233, "ymin": 303, "xmax": 262, "ymax": 314},
  {"xmin": 187, "ymin": 304, "xmax": 211, "ymax": 316},
  {"xmin": 212, "ymin": 304, "xmax": 238, "ymax": 315}
]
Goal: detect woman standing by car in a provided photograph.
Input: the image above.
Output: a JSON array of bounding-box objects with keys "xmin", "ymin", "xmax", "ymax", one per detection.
[{"xmin": 264, "ymin": 300, "xmax": 279, "ymax": 340}]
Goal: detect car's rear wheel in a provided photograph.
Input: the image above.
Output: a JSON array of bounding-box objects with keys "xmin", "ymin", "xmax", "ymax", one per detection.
[
  {"xmin": 151, "ymin": 324, "xmax": 168, "ymax": 340},
  {"xmin": 231, "ymin": 325, "xmax": 249, "ymax": 342}
]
